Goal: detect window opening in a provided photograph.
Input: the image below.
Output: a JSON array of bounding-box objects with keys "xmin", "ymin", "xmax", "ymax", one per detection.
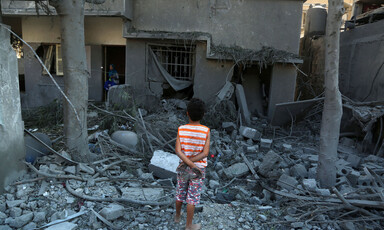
[
  {"xmin": 40, "ymin": 44, "xmax": 63, "ymax": 76},
  {"xmin": 150, "ymin": 44, "xmax": 196, "ymax": 81}
]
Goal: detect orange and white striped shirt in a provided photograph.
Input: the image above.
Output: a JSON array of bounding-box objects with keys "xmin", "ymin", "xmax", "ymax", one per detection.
[{"xmin": 178, "ymin": 124, "xmax": 210, "ymax": 168}]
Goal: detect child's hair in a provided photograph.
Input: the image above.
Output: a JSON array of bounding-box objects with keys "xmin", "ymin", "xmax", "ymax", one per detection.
[{"xmin": 187, "ymin": 98, "xmax": 206, "ymax": 121}]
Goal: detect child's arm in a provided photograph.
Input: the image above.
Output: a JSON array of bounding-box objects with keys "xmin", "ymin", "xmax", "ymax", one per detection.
[
  {"xmin": 175, "ymin": 133, "xmax": 199, "ymax": 169},
  {"xmin": 189, "ymin": 132, "xmax": 210, "ymax": 162}
]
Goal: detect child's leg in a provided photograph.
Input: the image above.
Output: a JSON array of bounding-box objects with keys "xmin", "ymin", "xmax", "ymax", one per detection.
[
  {"xmin": 175, "ymin": 200, "xmax": 183, "ymax": 222},
  {"xmin": 186, "ymin": 204, "xmax": 201, "ymax": 229}
]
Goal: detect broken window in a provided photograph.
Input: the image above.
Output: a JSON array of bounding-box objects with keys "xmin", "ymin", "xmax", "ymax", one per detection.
[
  {"xmin": 150, "ymin": 44, "xmax": 196, "ymax": 81},
  {"xmin": 40, "ymin": 44, "xmax": 63, "ymax": 76}
]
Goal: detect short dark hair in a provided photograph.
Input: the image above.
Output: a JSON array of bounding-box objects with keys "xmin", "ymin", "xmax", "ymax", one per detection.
[{"xmin": 187, "ymin": 98, "xmax": 205, "ymax": 121}]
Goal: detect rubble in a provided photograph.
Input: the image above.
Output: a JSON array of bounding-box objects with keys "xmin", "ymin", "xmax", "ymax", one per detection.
[{"xmin": 4, "ymin": 98, "xmax": 383, "ymax": 230}]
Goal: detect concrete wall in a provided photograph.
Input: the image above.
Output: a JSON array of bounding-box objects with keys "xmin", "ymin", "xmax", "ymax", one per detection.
[
  {"xmin": 22, "ymin": 44, "xmax": 96, "ymax": 108},
  {"xmin": 20, "ymin": 16, "xmax": 123, "ymax": 107},
  {"xmin": 2, "ymin": 0, "xmax": 127, "ymax": 16},
  {"xmin": 131, "ymin": 0, "xmax": 303, "ymax": 54},
  {"xmin": 125, "ymin": 39, "xmax": 234, "ymax": 102},
  {"xmin": 0, "ymin": 25, "xmax": 26, "ymax": 193},
  {"xmin": 22, "ymin": 16, "xmax": 125, "ymax": 45},
  {"xmin": 339, "ymin": 20, "xmax": 384, "ymax": 101},
  {"xmin": 268, "ymin": 63, "xmax": 297, "ymax": 118}
]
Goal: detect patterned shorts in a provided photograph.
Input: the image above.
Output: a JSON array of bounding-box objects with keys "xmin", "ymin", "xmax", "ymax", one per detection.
[{"xmin": 176, "ymin": 166, "xmax": 206, "ymax": 205}]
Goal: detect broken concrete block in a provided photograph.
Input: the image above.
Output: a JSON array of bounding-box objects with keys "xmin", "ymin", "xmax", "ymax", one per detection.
[
  {"xmin": 291, "ymin": 164, "xmax": 308, "ymax": 179},
  {"xmin": 260, "ymin": 138, "xmax": 273, "ymax": 149},
  {"xmin": 236, "ymin": 84, "xmax": 251, "ymax": 125},
  {"xmin": 340, "ymin": 137, "xmax": 355, "ymax": 147},
  {"xmin": 357, "ymin": 175, "xmax": 372, "ymax": 187},
  {"xmin": 0, "ymin": 202, "xmax": 5, "ymax": 213},
  {"xmin": 224, "ymin": 163, "xmax": 250, "ymax": 178},
  {"xmin": 282, "ymin": 144, "xmax": 292, "ymax": 151},
  {"xmin": 0, "ymin": 225, "xmax": 12, "ymax": 230},
  {"xmin": 346, "ymin": 154, "xmax": 361, "ymax": 168},
  {"xmin": 277, "ymin": 174, "xmax": 298, "ymax": 191},
  {"xmin": 308, "ymin": 167, "xmax": 317, "ymax": 179},
  {"xmin": 336, "ymin": 176, "xmax": 349, "ymax": 186},
  {"xmin": 239, "ymin": 126, "xmax": 261, "ymax": 140},
  {"xmin": 303, "ymin": 179, "xmax": 317, "ymax": 191},
  {"xmin": 336, "ymin": 166, "xmax": 352, "ymax": 177},
  {"xmin": 149, "ymin": 150, "xmax": 179, "ymax": 181},
  {"xmin": 111, "ymin": 131, "xmax": 138, "ymax": 150},
  {"xmin": 121, "ymin": 188, "xmax": 164, "ymax": 201},
  {"xmin": 247, "ymin": 146, "xmax": 259, "ymax": 153},
  {"xmin": 64, "ymin": 166, "xmax": 76, "ymax": 175},
  {"xmin": 23, "ymin": 222, "xmax": 37, "ymax": 230},
  {"xmin": 99, "ymin": 204, "xmax": 125, "ymax": 221},
  {"xmin": 45, "ymin": 222, "xmax": 78, "ymax": 230},
  {"xmin": 222, "ymin": 122, "xmax": 236, "ymax": 133},
  {"xmin": 209, "ymin": 180, "xmax": 220, "ymax": 189},
  {"xmin": 258, "ymin": 150, "xmax": 282, "ymax": 178},
  {"xmin": 25, "ymin": 132, "xmax": 52, "ymax": 163},
  {"xmin": 5, "ymin": 212, "xmax": 33, "ymax": 228},
  {"xmin": 217, "ymin": 81, "xmax": 235, "ymax": 101},
  {"xmin": 9, "ymin": 207, "xmax": 21, "ymax": 218},
  {"xmin": 33, "ymin": 212, "xmax": 46, "ymax": 223},
  {"xmin": 346, "ymin": 170, "xmax": 361, "ymax": 186},
  {"xmin": 6, "ymin": 200, "xmax": 24, "ymax": 208}
]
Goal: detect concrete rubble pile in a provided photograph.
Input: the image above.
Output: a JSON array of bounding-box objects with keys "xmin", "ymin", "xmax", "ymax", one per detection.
[{"xmin": 2, "ymin": 98, "xmax": 384, "ymax": 230}]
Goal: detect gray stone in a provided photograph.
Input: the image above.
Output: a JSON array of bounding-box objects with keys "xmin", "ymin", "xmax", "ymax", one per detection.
[
  {"xmin": 260, "ymin": 138, "xmax": 273, "ymax": 149},
  {"xmin": 9, "ymin": 207, "xmax": 22, "ymax": 218},
  {"xmin": 246, "ymin": 146, "xmax": 258, "ymax": 153},
  {"xmin": 0, "ymin": 225, "xmax": 12, "ymax": 230},
  {"xmin": 277, "ymin": 174, "xmax": 298, "ymax": 191},
  {"xmin": 209, "ymin": 171, "xmax": 220, "ymax": 181},
  {"xmin": 303, "ymin": 179, "xmax": 317, "ymax": 191},
  {"xmin": 45, "ymin": 222, "xmax": 78, "ymax": 230},
  {"xmin": 111, "ymin": 131, "xmax": 138, "ymax": 149},
  {"xmin": 64, "ymin": 166, "xmax": 76, "ymax": 175},
  {"xmin": 209, "ymin": 180, "xmax": 220, "ymax": 189},
  {"xmin": 346, "ymin": 154, "xmax": 361, "ymax": 168},
  {"xmin": 291, "ymin": 222, "xmax": 304, "ymax": 228},
  {"xmin": 224, "ymin": 163, "xmax": 250, "ymax": 178},
  {"xmin": 5, "ymin": 212, "xmax": 33, "ymax": 228},
  {"xmin": 222, "ymin": 122, "xmax": 236, "ymax": 133},
  {"xmin": 248, "ymin": 196, "xmax": 262, "ymax": 205},
  {"xmin": 337, "ymin": 166, "xmax": 352, "ymax": 177},
  {"xmin": 316, "ymin": 188, "xmax": 331, "ymax": 196},
  {"xmin": 121, "ymin": 188, "xmax": 164, "ymax": 201},
  {"xmin": 6, "ymin": 200, "xmax": 25, "ymax": 208},
  {"xmin": 346, "ymin": 170, "xmax": 361, "ymax": 186},
  {"xmin": 282, "ymin": 144, "xmax": 292, "ymax": 151},
  {"xmin": 341, "ymin": 222, "xmax": 356, "ymax": 230},
  {"xmin": 308, "ymin": 167, "xmax": 317, "ymax": 179},
  {"xmin": 0, "ymin": 212, "xmax": 6, "ymax": 219},
  {"xmin": 100, "ymin": 203, "xmax": 124, "ymax": 220},
  {"xmin": 23, "ymin": 222, "xmax": 37, "ymax": 230},
  {"xmin": 291, "ymin": 164, "xmax": 308, "ymax": 179},
  {"xmin": 0, "ymin": 203, "xmax": 5, "ymax": 213},
  {"xmin": 239, "ymin": 126, "xmax": 261, "ymax": 140},
  {"xmin": 33, "ymin": 211, "xmax": 46, "ymax": 223},
  {"xmin": 258, "ymin": 150, "xmax": 282, "ymax": 178}
]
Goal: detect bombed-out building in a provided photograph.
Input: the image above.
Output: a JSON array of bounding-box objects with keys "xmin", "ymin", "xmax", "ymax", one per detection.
[{"xmin": 123, "ymin": 0, "xmax": 304, "ymax": 119}]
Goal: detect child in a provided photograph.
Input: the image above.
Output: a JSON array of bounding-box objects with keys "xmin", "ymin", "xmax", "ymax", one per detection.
[{"xmin": 174, "ymin": 98, "xmax": 210, "ymax": 230}]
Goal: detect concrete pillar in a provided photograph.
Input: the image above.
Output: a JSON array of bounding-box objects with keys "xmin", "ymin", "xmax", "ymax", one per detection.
[
  {"xmin": 268, "ymin": 63, "xmax": 297, "ymax": 119},
  {"xmin": 0, "ymin": 24, "xmax": 26, "ymax": 193}
]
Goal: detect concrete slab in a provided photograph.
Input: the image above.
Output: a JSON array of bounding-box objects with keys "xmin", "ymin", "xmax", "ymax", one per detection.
[
  {"xmin": 271, "ymin": 98, "xmax": 324, "ymax": 126},
  {"xmin": 149, "ymin": 150, "xmax": 179, "ymax": 181},
  {"xmin": 235, "ymin": 84, "xmax": 251, "ymax": 125}
]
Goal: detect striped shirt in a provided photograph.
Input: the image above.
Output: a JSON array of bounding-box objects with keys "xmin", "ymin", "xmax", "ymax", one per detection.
[{"xmin": 178, "ymin": 124, "xmax": 210, "ymax": 168}]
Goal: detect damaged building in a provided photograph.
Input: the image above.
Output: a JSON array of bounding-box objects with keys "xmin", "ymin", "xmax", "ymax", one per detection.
[
  {"xmin": 123, "ymin": 0, "xmax": 304, "ymax": 120},
  {"xmin": 1, "ymin": 0, "xmax": 129, "ymax": 107}
]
